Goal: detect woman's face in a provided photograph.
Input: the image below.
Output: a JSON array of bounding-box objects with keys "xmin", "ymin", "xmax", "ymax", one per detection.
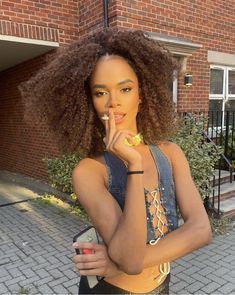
[{"xmin": 90, "ymin": 55, "xmax": 141, "ymax": 133}]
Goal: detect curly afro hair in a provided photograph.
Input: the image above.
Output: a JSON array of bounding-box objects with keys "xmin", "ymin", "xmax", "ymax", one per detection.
[{"xmin": 19, "ymin": 29, "xmax": 178, "ymax": 156}]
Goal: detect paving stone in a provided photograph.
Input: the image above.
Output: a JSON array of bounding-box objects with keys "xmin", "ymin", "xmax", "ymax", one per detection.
[
  {"xmin": 5, "ymin": 275, "xmax": 27, "ymax": 287},
  {"xmin": 18, "ymin": 276, "xmax": 40, "ymax": 287},
  {"xmin": 21, "ymin": 268, "xmax": 37, "ymax": 278},
  {"xmin": 206, "ymin": 273, "xmax": 228, "ymax": 285},
  {"xmin": 37, "ymin": 284, "xmax": 54, "ymax": 294},
  {"xmin": 185, "ymin": 281, "xmax": 204, "ymax": 293},
  {"xmin": 67, "ymin": 284, "xmax": 79, "ymax": 294},
  {"xmin": 198, "ymin": 266, "xmax": 214, "ymax": 276},
  {"xmin": 0, "ymin": 275, "xmax": 12, "ymax": 284},
  {"xmin": 217, "ymin": 282, "xmax": 235, "ymax": 294},
  {"xmin": 7, "ymin": 283, "xmax": 22, "ymax": 293},
  {"xmin": 35, "ymin": 276, "xmax": 54, "ymax": 286},
  {"xmin": 48, "ymin": 268, "xmax": 64, "ymax": 279},
  {"xmin": 63, "ymin": 277, "xmax": 79, "ymax": 288},
  {"xmin": 201, "ymin": 281, "xmax": 222, "ymax": 293},
  {"xmin": 63, "ymin": 269, "xmax": 78, "ymax": 279},
  {"xmin": 35, "ymin": 269, "xmax": 51, "ymax": 279},
  {"xmin": 175, "ymin": 272, "xmax": 196, "ymax": 284},
  {"xmin": 48, "ymin": 276, "xmax": 68, "ymax": 287},
  {"xmin": 0, "ymin": 268, "xmax": 9, "ymax": 278},
  {"xmin": 170, "ymin": 280, "xmax": 188, "ymax": 293},
  {"xmin": 52, "ymin": 284, "xmax": 70, "ymax": 294},
  {"xmin": 191, "ymin": 273, "xmax": 212, "ymax": 285},
  {"xmin": 0, "ymin": 283, "xmax": 8, "ymax": 293}
]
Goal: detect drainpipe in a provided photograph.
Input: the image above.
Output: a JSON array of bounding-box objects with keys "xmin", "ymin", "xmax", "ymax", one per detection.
[{"xmin": 103, "ymin": 0, "xmax": 109, "ymax": 29}]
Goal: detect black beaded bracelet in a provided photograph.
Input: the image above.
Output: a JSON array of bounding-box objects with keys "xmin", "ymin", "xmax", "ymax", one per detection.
[{"xmin": 127, "ymin": 170, "xmax": 144, "ymax": 175}]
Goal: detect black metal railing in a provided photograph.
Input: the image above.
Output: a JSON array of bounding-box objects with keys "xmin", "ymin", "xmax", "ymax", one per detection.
[
  {"xmin": 206, "ymin": 111, "xmax": 235, "ymax": 217},
  {"xmin": 180, "ymin": 111, "xmax": 235, "ymax": 218}
]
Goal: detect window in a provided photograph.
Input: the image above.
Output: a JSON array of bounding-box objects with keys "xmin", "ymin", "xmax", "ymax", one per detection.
[{"xmin": 209, "ymin": 65, "xmax": 235, "ymax": 128}]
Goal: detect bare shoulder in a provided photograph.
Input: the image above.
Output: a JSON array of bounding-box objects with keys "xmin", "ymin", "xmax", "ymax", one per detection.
[
  {"xmin": 72, "ymin": 156, "xmax": 107, "ymax": 186},
  {"xmin": 157, "ymin": 141, "xmax": 184, "ymax": 164}
]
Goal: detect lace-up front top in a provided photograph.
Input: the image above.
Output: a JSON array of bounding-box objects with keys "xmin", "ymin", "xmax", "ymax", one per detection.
[{"xmin": 103, "ymin": 144, "xmax": 178, "ymax": 242}]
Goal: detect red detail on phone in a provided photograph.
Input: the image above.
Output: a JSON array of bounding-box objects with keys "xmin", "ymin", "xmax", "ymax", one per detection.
[{"xmin": 83, "ymin": 249, "xmax": 93, "ymax": 254}]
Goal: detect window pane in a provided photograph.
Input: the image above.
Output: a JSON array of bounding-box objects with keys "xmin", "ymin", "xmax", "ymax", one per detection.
[
  {"xmin": 228, "ymin": 70, "xmax": 235, "ymax": 95},
  {"xmin": 225, "ymin": 100, "xmax": 235, "ymax": 111},
  {"xmin": 208, "ymin": 100, "xmax": 223, "ymax": 127},
  {"xmin": 209, "ymin": 99, "xmax": 223, "ymax": 111},
  {"xmin": 210, "ymin": 69, "xmax": 224, "ymax": 94},
  {"xmin": 224, "ymin": 100, "xmax": 235, "ymax": 126}
]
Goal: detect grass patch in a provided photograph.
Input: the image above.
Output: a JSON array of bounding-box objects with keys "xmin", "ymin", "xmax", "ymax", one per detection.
[
  {"xmin": 17, "ymin": 287, "xmax": 31, "ymax": 295},
  {"xmin": 210, "ymin": 216, "xmax": 235, "ymax": 236},
  {"xmin": 30, "ymin": 194, "xmax": 89, "ymax": 222}
]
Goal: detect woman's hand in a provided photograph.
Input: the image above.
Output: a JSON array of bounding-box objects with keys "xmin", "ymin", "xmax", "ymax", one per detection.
[
  {"xmin": 103, "ymin": 108, "xmax": 142, "ymax": 166},
  {"xmin": 73, "ymin": 242, "xmax": 122, "ymax": 278}
]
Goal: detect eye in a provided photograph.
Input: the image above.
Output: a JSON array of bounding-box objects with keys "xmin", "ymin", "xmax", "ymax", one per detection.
[
  {"xmin": 93, "ymin": 91, "xmax": 107, "ymax": 97},
  {"xmin": 121, "ymin": 87, "xmax": 132, "ymax": 93}
]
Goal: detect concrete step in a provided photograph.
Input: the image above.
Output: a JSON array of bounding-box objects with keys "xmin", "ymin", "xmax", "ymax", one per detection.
[
  {"xmin": 210, "ymin": 181, "xmax": 235, "ymax": 201},
  {"xmin": 214, "ymin": 196, "xmax": 235, "ymax": 218},
  {"xmin": 210, "ymin": 169, "xmax": 235, "ymax": 186}
]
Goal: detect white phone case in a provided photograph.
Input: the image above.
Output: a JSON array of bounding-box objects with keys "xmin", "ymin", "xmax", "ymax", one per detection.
[{"xmin": 73, "ymin": 226, "xmax": 100, "ymax": 288}]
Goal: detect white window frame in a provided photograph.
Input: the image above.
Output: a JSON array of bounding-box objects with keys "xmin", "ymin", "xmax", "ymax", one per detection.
[
  {"xmin": 172, "ymin": 70, "xmax": 178, "ymax": 106},
  {"xmin": 209, "ymin": 65, "xmax": 235, "ymax": 132},
  {"xmin": 209, "ymin": 65, "xmax": 235, "ymax": 102},
  {"xmin": 227, "ymin": 68, "xmax": 235, "ymax": 99}
]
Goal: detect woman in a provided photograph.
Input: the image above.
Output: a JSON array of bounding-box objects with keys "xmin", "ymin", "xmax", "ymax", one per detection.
[{"xmin": 20, "ymin": 30, "xmax": 212, "ymax": 294}]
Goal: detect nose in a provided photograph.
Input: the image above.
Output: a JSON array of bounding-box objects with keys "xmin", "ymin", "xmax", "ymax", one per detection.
[{"xmin": 107, "ymin": 92, "xmax": 120, "ymax": 108}]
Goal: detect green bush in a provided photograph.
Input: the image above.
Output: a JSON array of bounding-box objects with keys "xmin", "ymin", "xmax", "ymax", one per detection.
[
  {"xmin": 220, "ymin": 128, "xmax": 235, "ymax": 160},
  {"xmin": 172, "ymin": 114, "xmax": 223, "ymax": 201},
  {"xmin": 44, "ymin": 153, "xmax": 83, "ymax": 194}
]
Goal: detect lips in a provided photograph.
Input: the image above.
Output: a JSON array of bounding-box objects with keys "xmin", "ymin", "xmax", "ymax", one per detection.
[
  {"xmin": 114, "ymin": 113, "xmax": 126, "ymax": 124},
  {"xmin": 100, "ymin": 112, "xmax": 126, "ymax": 124}
]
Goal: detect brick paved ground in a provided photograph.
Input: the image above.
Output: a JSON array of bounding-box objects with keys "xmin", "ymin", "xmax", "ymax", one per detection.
[{"xmin": 0, "ymin": 173, "xmax": 235, "ymax": 294}]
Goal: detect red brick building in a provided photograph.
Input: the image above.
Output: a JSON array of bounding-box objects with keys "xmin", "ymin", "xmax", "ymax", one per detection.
[{"xmin": 0, "ymin": 0, "xmax": 235, "ymax": 180}]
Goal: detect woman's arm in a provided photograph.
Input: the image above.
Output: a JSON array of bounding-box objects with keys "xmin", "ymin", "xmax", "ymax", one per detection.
[
  {"xmin": 142, "ymin": 142, "xmax": 212, "ymax": 267},
  {"xmin": 72, "ymin": 156, "xmax": 146, "ymax": 274}
]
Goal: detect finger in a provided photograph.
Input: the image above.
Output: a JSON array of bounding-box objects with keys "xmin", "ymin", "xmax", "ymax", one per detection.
[
  {"xmin": 104, "ymin": 119, "xmax": 109, "ymax": 146},
  {"xmin": 73, "ymin": 253, "xmax": 97, "ymax": 265},
  {"xmin": 73, "ymin": 242, "xmax": 96, "ymax": 250},
  {"xmin": 107, "ymin": 108, "xmax": 116, "ymax": 146},
  {"xmin": 110, "ymin": 131, "xmax": 136, "ymax": 150},
  {"xmin": 75, "ymin": 260, "xmax": 105, "ymax": 271},
  {"xmin": 79, "ymin": 268, "xmax": 105, "ymax": 276},
  {"xmin": 72, "ymin": 242, "xmax": 95, "ymax": 254}
]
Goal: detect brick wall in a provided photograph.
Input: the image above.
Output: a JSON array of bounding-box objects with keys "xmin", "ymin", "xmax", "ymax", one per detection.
[
  {"xmin": 0, "ymin": 0, "xmax": 80, "ymax": 44},
  {"xmin": 0, "ymin": 0, "xmax": 81, "ymax": 180},
  {"xmin": 114, "ymin": 0, "xmax": 235, "ymax": 112},
  {"xmin": 0, "ymin": 57, "xmax": 61, "ymax": 180}
]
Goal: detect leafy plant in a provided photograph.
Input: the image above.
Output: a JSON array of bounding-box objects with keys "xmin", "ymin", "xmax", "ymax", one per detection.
[
  {"xmin": 172, "ymin": 114, "xmax": 223, "ymax": 201},
  {"xmin": 210, "ymin": 216, "xmax": 235, "ymax": 236},
  {"xmin": 220, "ymin": 127, "xmax": 235, "ymax": 161},
  {"xmin": 17, "ymin": 287, "xmax": 31, "ymax": 295},
  {"xmin": 44, "ymin": 153, "xmax": 83, "ymax": 194}
]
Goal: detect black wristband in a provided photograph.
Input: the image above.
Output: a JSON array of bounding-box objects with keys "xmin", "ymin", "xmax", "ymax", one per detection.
[{"xmin": 127, "ymin": 170, "xmax": 144, "ymax": 175}]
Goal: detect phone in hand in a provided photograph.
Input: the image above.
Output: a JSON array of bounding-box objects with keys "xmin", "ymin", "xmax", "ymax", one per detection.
[{"xmin": 73, "ymin": 226, "xmax": 100, "ymax": 288}]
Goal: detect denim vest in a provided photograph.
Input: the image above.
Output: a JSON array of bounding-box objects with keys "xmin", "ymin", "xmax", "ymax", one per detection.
[{"xmin": 103, "ymin": 144, "xmax": 178, "ymax": 243}]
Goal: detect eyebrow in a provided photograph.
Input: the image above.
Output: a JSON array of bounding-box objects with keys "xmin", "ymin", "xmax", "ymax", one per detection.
[{"xmin": 92, "ymin": 79, "xmax": 134, "ymax": 89}]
